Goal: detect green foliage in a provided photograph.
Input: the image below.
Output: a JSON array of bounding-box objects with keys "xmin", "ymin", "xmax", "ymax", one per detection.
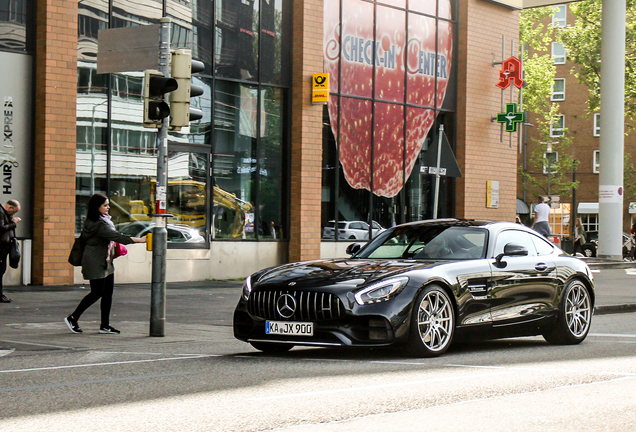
[
  {"xmin": 520, "ymin": 6, "xmax": 576, "ymax": 199},
  {"xmin": 519, "ymin": 129, "xmax": 579, "ymax": 200},
  {"xmin": 557, "ymin": 0, "xmax": 636, "ymax": 123}
]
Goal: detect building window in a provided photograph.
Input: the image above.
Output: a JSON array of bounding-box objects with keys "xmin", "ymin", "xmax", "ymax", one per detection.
[
  {"xmin": 551, "ymin": 42, "xmax": 566, "ymax": 64},
  {"xmin": 552, "ymin": 5, "xmax": 567, "ymax": 28},
  {"xmin": 543, "ymin": 151, "xmax": 558, "ymax": 174},
  {"xmin": 581, "ymin": 214, "xmax": 598, "ymax": 232},
  {"xmin": 551, "ymin": 78, "xmax": 565, "ymax": 101},
  {"xmin": 594, "ymin": 113, "xmax": 601, "ymax": 136},
  {"xmin": 550, "ymin": 115, "xmax": 565, "ymax": 137},
  {"xmin": 593, "ymin": 150, "xmax": 600, "ymax": 174}
]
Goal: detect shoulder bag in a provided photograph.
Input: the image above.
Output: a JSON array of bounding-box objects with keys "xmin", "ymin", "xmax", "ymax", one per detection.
[
  {"xmin": 68, "ymin": 236, "xmax": 85, "ymax": 267},
  {"xmin": 9, "ymin": 236, "xmax": 20, "ymax": 269}
]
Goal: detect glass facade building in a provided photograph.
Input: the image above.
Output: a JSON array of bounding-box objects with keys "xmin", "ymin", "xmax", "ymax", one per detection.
[{"xmin": 1, "ymin": 0, "xmax": 521, "ymax": 285}]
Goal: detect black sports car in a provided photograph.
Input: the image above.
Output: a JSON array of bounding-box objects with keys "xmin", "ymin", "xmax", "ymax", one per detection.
[{"xmin": 233, "ymin": 219, "xmax": 595, "ymax": 357}]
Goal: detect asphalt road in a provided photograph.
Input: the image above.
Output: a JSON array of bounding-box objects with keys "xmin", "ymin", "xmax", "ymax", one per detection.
[{"xmin": 1, "ymin": 272, "xmax": 635, "ymax": 431}]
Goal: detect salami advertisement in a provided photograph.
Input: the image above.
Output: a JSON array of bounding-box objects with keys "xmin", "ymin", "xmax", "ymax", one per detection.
[{"xmin": 324, "ymin": 0, "xmax": 453, "ymax": 198}]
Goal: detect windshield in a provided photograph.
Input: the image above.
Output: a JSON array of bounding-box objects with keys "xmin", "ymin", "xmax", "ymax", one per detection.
[{"xmin": 355, "ymin": 225, "xmax": 488, "ymax": 260}]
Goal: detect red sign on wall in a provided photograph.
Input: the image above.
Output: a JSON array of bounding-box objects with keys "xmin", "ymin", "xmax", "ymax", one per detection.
[{"xmin": 496, "ymin": 56, "xmax": 524, "ymax": 90}]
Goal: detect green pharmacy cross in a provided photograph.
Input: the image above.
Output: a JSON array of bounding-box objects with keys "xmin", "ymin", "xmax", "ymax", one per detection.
[{"xmin": 496, "ymin": 103, "xmax": 524, "ymax": 132}]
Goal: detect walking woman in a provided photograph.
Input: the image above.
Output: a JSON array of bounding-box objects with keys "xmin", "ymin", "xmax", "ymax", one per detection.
[
  {"xmin": 573, "ymin": 218, "xmax": 587, "ymax": 256},
  {"xmin": 65, "ymin": 193, "xmax": 146, "ymax": 334}
]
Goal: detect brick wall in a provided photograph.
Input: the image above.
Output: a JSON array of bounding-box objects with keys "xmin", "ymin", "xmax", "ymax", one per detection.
[
  {"xmin": 455, "ymin": 0, "xmax": 520, "ymax": 222},
  {"xmin": 33, "ymin": 0, "xmax": 78, "ymax": 284},
  {"xmin": 288, "ymin": 0, "xmax": 324, "ymax": 262}
]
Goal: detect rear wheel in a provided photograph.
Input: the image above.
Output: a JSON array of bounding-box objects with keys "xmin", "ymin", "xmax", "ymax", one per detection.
[
  {"xmin": 407, "ymin": 285, "xmax": 455, "ymax": 357},
  {"xmin": 582, "ymin": 246, "xmax": 595, "ymax": 257},
  {"xmin": 543, "ymin": 279, "xmax": 592, "ymax": 345},
  {"xmin": 250, "ymin": 341, "xmax": 294, "ymax": 353}
]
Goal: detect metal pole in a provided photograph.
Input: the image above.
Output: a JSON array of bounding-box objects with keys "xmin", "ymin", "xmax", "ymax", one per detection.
[
  {"xmin": 433, "ymin": 124, "xmax": 443, "ymax": 219},
  {"xmin": 150, "ymin": 17, "xmax": 171, "ymax": 337},
  {"xmin": 598, "ymin": 0, "xmax": 625, "ymax": 259}
]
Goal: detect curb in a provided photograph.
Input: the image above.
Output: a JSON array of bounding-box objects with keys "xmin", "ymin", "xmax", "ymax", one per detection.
[{"xmin": 594, "ymin": 304, "xmax": 636, "ymax": 315}]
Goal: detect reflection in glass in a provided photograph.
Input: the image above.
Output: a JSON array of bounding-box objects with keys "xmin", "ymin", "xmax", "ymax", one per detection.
[
  {"xmin": 111, "ymin": 0, "xmax": 162, "ymax": 28},
  {"xmin": 213, "ymin": 81, "xmax": 258, "ymax": 238},
  {"xmin": 110, "ymin": 151, "xmax": 208, "ymax": 244},
  {"xmin": 0, "ymin": 0, "xmax": 29, "ymax": 52},
  {"xmin": 259, "ymin": 87, "xmax": 285, "ymax": 239},
  {"xmin": 215, "ymin": 0, "xmax": 259, "ymax": 81},
  {"xmin": 168, "ymin": 0, "xmax": 214, "ymax": 73},
  {"xmin": 260, "ymin": 0, "xmax": 291, "ymax": 85}
]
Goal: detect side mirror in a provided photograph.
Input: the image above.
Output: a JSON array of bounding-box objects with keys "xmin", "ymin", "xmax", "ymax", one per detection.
[
  {"xmin": 495, "ymin": 242, "xmax": 528, "ymax": 267},
  {"xmin": 346, "ymin": 243, "xmax": 362, "ymax": 255}
]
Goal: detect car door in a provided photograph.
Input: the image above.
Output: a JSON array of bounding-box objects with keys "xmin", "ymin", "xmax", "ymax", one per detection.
[{"xmin": 488, "ymin": 229, "xmax": 559, "ymax": 327}]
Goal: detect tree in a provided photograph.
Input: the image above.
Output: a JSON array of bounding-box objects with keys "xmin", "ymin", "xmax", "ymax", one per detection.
[
  {"xmin": 557, "ymin": 1, "xmax": 636, "ymax": 123},
  {"xmin": 519, "ymin": 6, "xmax": 579, "ymax": 201}
]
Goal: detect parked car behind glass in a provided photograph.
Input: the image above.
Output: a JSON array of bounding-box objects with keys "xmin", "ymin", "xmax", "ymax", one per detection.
[
  {"xmin": 116, "ymin": 221, "xmax": 205, "ymax": 243},
  {"xmin": 322, "ymin": 220, "xmax": 384, "ymax": 240}
]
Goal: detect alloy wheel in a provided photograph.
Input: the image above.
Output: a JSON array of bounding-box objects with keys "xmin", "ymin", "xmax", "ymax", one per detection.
[
  {"xmin": 417, "ymin": 290, "xmax": 453, "ymax": 352},
  {"xmin": 565, "ymin": 282, "xmax": 591, "ymax": 338}
]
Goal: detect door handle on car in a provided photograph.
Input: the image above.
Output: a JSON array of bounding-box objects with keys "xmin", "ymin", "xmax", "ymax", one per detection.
[{"xmin": 534, "ymin": 263, "xmax": 554, "ymax": 273}]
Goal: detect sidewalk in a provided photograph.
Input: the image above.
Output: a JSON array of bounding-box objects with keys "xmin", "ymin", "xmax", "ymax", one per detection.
[{"xmin": 1, "ymin": 267, "xmax": 635, "ymax": 354}]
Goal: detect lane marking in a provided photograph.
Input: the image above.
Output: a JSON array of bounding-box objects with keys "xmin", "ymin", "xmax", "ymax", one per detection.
[
  {"xmin": 589, "ymin": 333, "xmax": 636, "ymax": 338},
  {"xmin": 591, "ymin": 269, "xmax": 601, "ymax": 273},
  {"xmin": 446, "ymin": 363, "xmax": 636, "ymax": 377},
  {"xmin": 248, "ymin": 371, "xmax": 513, "ymax": 401},
  {"xmin": 625, "ymin": 268, "xmax": 636, "ymax": 276},
  {"xmin": 0, "ymin": 354, "xmax": 217, "ymax": 374},
  {"xmin": 0, "ymin": 349, "xmax": 15, "ymax": 357},
  {"xmin": 0, "ymin": 371, "xmax": 196, "ymax": 393}
]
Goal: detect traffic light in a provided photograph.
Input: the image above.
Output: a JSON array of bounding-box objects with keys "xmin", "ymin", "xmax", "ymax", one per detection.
[
  {"xmin": 143, "ymin": 70, "xmax": 178, "ymax": 128},
  {"xmin": 170, "ymin": 49, "xmax": 205, "ymax": 130}
]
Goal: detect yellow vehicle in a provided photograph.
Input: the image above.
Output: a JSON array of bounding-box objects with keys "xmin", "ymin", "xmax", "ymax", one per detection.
[{"xmin": 110, "ymin": 180, "xmax": 253, "ymax": 239}]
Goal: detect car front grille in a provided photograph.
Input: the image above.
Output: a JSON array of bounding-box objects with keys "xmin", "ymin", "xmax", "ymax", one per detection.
[{"xmin": 248, "ymin": 290, "xmax": 344, "ymax": 321}]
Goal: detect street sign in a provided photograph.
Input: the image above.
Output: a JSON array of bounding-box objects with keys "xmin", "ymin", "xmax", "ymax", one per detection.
[{"xmin": 97, "ymin": 25, "xmax": 161, "ymax": 74}]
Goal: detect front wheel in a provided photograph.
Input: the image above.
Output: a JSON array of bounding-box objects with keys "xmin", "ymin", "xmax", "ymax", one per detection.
[
  {"xmin": 407, "ymin": 285, "xmax": 455, "ymax": 357},
  {"xmin": 250, "ymin": 341, "xmax": 294, "ymax": 353},
  {"xmin": 543, "ymin": 279, "xmax": 592, "ymax": 345}
]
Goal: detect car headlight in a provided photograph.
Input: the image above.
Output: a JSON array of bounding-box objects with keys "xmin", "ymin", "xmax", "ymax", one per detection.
[
  {"xmin": 241, "ymin": 276, "xmax": 252, "ymax": 300},
  {"xmin": 354, "ymin": 277, "xmax": 409, "ymax": 305}
]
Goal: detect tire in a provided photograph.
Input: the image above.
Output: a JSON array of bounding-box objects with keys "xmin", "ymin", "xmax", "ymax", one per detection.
[
  {"xmin": 582, "ymin": 246, "xmax": 595, "ymax": 258},
  {"xmin": 250, "ymin": 341, "xmax": 294, "ymax": 353},
  {"xmin": 543, "ymin": 279, "xmax": 592, "ymax": 345},
  {"xmin": 407, "ymin": 285, "xmax": 455, "ymax": 357}
]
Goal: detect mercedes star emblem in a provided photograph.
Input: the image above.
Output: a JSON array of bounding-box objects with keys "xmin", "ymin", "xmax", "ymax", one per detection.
[{"xmin": 276, "ymin": 294, "xmax": 297, "ymax": 319}]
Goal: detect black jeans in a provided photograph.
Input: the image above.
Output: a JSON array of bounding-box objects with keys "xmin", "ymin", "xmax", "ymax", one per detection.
[
  {"xmin": 71, "ymin": 273, "xmax": 115, "ymax": 327},
  {"xmin": 0, "ymin": 247, "xmax": 8, "ymax": 297}
]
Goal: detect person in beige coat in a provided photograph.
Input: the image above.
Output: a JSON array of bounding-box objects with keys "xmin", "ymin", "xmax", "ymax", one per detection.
[{"xmin": 64, "ymin": 194, "xmax": 145, "ymax": 334}]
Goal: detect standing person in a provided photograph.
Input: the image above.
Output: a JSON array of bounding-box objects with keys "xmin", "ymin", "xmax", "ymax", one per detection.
[
  {"xmin": 64, "ymin": 194, "xmax": 146, "ymax": 334},
  {"xmin": 573, "ymin": 218, "xmax": 587, "ymax": 256},
  {"xmin": 531, "ymin": 196, "xmax": 551, "ymax": 238},
  {"xmin": 0, "ymin": 200, "xmax": 21, "ymax": 303}
]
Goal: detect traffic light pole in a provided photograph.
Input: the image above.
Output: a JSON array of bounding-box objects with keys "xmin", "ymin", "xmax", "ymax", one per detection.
[{"xmin": 149, "ymin": 17, "xmax": 172, "ymax": 337}]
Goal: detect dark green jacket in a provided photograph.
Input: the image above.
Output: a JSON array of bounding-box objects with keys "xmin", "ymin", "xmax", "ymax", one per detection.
[{"xmin": 81, "ymin": 219, "xmax": 135, "ymax": 280}]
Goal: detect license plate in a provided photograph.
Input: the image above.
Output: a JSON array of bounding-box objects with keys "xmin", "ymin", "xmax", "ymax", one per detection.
[{"xmin": 266, "ymin": 321, "xmax": 314, "ymax": 336}]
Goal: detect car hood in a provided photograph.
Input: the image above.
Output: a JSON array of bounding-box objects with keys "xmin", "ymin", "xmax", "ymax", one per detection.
[{"xmin": 253, "ymin": 258, "xmax": 441, "ymax": 290}]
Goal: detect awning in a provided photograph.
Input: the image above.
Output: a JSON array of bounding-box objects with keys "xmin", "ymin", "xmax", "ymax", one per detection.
[
  {"xmin": 577, "ymin": 202, "xmax": 599, "ymax": 214},
  {"xmin": 516, "ymin": 198, "xmax": 530, "ymax": 214}
]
